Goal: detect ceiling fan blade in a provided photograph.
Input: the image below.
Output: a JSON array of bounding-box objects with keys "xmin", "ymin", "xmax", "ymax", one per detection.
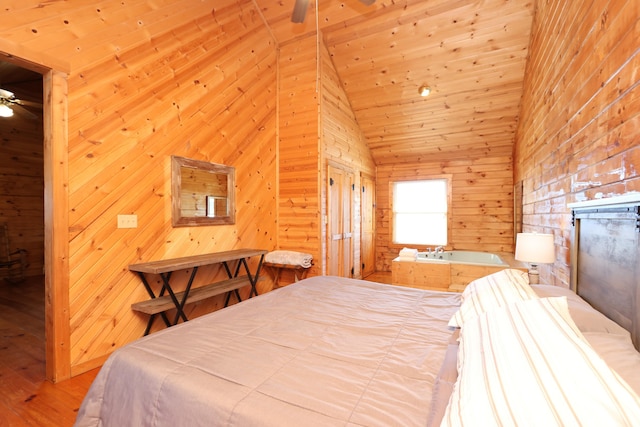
[
  {"xmin": 11, "ymin": 103, "xmax": 39, "ymax": 120},
  {"xmin": 291, "ymin": 0, "xmax": 309, "ymax": 23},
  {"xmin": 0, "ymin": 88, "xmax": 15, "ymax": 99},
  {"xmin": 359, "ymin": 0, "xmax": 376, "ymax": 5},
  {"xmin": 12, "ymin": 99, "xmax": 42, "ymax": 109}
]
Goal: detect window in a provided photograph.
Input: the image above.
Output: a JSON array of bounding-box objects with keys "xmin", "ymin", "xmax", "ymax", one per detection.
[{"xmin": 392, "ymin": 179, "xmax": 449, "ymax": 245}]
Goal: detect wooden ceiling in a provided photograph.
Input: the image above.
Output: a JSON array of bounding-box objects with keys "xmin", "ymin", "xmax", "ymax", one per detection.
[
  {"xmin": 254, "ymin": 0, "xmax": 535, "ymax": 165},
  {"xmin": 1, "ymin": 0, "xmax": 535, "ymax": 166}
]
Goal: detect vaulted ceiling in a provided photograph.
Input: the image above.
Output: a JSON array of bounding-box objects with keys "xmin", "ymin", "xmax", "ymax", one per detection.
[
  {"xmin": 254, "ymin": 0, "xmax": 535, "ymax": 165},
  {"xmin": 1, "ymin": 0, "xmax": 535, "ymax": 166}
]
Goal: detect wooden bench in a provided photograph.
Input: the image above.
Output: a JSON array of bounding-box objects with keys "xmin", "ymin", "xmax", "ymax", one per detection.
[
  {"xmin": 263, "ymin": 262, "xmax": 310, "ymax": 288},
  {"xmin": 129, "ymin": 249, "xmax": 267, "ymax": 335}
]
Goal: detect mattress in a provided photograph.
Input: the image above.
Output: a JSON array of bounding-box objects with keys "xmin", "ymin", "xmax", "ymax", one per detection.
[{"xmin": 75, "ymin": 276, "xmax": 461, "ymax": 427}]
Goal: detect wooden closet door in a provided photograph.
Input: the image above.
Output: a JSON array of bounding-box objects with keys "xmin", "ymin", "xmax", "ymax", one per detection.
[{"xmin": 327, "ymin": 165, "xmax": 353, "ymax": 277}]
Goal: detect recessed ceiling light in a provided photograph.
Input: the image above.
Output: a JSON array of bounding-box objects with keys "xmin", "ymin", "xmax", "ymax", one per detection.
[{"xmin": 419, "ymin": 85, "xmax": 431, "ymax": 97}]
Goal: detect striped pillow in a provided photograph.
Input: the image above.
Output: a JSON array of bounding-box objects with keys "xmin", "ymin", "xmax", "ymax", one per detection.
[
  {"xmin": 442, "ymin": 297, "xmax": 640, "ymax": 426},
  {"xmin": 448, "ymin": 269, "xmax": 534, "ymax": 328}
]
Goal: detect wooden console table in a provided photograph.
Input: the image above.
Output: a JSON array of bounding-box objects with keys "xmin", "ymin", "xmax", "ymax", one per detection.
[{"xmin": 130, "ymin": 249, "xmax": 267, "ymax": 335}]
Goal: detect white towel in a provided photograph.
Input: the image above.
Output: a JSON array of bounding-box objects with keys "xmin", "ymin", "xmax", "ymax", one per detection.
[
  {"xmin": 265, "ymin": 250, "xmax": 313, "ymax": 268},
  {"xmin": 398, "ymin": 247, "xmax": 418, "ymax": 259}
]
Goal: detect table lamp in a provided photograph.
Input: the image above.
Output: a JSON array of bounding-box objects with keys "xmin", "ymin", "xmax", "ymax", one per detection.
[{"xmin": 515, "ymin": 232, "xmax": 555, "ymax": 284}]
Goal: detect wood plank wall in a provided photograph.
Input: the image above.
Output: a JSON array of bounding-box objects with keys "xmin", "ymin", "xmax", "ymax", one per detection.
[
  {"xmin": 277, "ymin": 33, "xmax": 375, "ymax": 280},
  {"xmin": 2, "ymin": 0, "xmax": 377, "ymax": 376},
  {"xmin": 3, "ymin": 0, "xmax": 602, "ymax": 377},
  {"xmin": 277, "ymin": 35, "xmax": 322, "ymax": 277},
  {"xmin": 376, "ymin": 155, "xmax": 514, "ymax": 271},
  {"xmin": 0, "ymin": 82, "xmax": 44, "ymax": 279},
  {"xmin": 68, "ymin": 4, "xmax": 278, "ymax": 374},
  {"xmin": 2, "ymin": 0, "xmax": 280, "ymax": 375},
  {"xmin": 320, "ymin": 39, "xmax": 376, "ymax": 278},
  {"xmin": 514, "ymin": 0, "xmax": 640, "ymax": 288}
]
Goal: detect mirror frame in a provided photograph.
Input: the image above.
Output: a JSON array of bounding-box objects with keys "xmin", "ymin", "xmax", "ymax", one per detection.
[{"xmin": 171, "ymin": 156, "xmax": 236, "ymax": 227}]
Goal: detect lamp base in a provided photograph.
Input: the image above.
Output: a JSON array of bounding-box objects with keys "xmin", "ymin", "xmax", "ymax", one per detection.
[{"xmin": 527, "ymin": 269, "xmax": 540, "ymax": 285}]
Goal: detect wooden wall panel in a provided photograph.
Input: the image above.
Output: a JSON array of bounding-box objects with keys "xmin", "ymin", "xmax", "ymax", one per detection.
[
  {"xmin": 376, "ymin": 155, "xmax": 514, "ymax": 271},
  {"xmin": 67, "ymin": 7, "xmax": 277, "ymax": 373},
  {"xmin": 320, "ymin": 39, "xmax": 376, "ymax": 278},
  {"xmin": 276, "ymin": 33, "xmax": 376, "ymax": 281},
  {"xmin": 2, "ymin": 0, "xmax": 279, "ymax": 375},
  {"xmin": 0, "ymin": 0, "xmax": 550, "ymax": 377},
  {"xmin": 514, "ymin": 0, "xmax": 640, "ymax": 287},
  {"xmin": 277, "ymin": 35, "xmax": 322, "ymax": 278}
]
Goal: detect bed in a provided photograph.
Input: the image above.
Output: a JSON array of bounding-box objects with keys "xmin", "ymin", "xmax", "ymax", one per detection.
[{"xmin": 75, "ymin": 200, "xmax": 640, "ymax": 426}]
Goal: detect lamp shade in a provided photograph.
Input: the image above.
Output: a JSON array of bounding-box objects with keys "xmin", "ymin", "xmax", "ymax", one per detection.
[{"xmin": 515, "ymin": 233, "xmax": 555, "ymax": 264}]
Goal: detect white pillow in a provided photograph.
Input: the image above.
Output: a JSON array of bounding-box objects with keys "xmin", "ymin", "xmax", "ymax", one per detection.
[
  {"xmin": 448, "ymin": 268, "xmax": 534, "ymax": 327},
  {"xmin": 531, "ymin": 284, "xmax": 629, "ymax": 335},
  {"xmin": 442, "ymin": 297, "xmax": 640, "ymax": 426}
]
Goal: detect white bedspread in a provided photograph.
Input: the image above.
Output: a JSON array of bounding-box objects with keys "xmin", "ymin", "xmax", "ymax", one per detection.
[{"xmin": 75, "ymin": 276, "xmax": 460, "ymax": 427}]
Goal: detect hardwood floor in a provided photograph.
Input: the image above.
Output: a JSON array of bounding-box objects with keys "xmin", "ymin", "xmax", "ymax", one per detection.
[
  {"xmin": 362, "ymin": 271, "xmax": 392, "ymax": 284},
  {"xmin": 0, "ymin": 276, "xmax": 98, "ymax": 426}
]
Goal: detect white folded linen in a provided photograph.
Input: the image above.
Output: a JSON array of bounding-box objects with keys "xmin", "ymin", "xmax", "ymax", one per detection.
[
  {"xmin": 396, "ymin": 255, "xmax": 418, "ymax": 261},
  {"xmin": 265, "ymin": 250, "xmax": 313, "ymax": 268},
  {"xmin": 398, "ymin": 247, "xmax": 418, "ymax": 259}
]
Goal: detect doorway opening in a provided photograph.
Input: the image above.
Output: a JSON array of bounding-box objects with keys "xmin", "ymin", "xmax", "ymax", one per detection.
[{"xmin": 0, "ymin": 59, "xmax": 45, "ymax": 380}]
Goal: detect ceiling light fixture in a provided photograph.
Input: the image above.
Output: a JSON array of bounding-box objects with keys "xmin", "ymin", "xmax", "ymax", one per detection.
[
  {"xmin": 419, "ymin": 85, "xmax": 431, "ymax": 97},
  {"xmin": 0, "ymin": 104, "xmax": 13, "ymax": 118}
]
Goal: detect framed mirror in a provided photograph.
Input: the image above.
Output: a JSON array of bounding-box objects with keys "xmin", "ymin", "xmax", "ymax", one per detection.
[{"xmin": 171, "ymin": 156, "xmax": 235, "ymax": 226}]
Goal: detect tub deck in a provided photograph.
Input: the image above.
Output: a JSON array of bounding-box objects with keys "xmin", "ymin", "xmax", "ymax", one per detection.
[{"xmin": 391, "ymin": 252, "xmax": 528, "ymax": 292}]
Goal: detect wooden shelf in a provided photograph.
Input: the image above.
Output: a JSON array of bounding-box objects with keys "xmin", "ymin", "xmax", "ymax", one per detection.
[{"xmin": 131, "ymin": 276, "xmax": 256, "ymax": 315}]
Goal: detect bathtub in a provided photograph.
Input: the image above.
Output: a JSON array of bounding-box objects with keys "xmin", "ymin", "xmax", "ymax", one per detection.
[
  {"xmin": 416, "ymin": 250, "xmax": 508, "ymax": 267},
  {"xmin": 392, "ymin": 250, "xmax": 520, "ymax": 292}
]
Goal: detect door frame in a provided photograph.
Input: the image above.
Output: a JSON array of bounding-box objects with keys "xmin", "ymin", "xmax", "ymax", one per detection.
[
  {"xmin": 1, "ymin": 47, "xmax": 71, "ymax": 382},
  {"xmin": 360, "ymin": 172, "xmax": 375, "ymax": 278}
]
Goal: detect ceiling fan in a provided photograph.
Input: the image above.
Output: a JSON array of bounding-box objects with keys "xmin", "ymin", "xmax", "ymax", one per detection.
[
  {"xmin": 0, "ymin": 88, "xmax": 41, "ymax": 119},
  {"xmin": 291, "ymin": 0, "xmax": 376, "ymax": 23}
]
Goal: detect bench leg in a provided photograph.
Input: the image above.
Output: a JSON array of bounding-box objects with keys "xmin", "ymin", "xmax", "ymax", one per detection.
[
  {"xmin": 271, "ymin": 267, "xmax": 283, "ymax": 288},
  {"xmin": 295, "ymin": 268, "xmax": 309, "ymax": 282}
]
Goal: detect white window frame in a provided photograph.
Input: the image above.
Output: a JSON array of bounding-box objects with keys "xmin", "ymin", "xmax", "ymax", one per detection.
[{"xmin": 390, "ymin": 176, "xmax": 452, "ymax": 247}]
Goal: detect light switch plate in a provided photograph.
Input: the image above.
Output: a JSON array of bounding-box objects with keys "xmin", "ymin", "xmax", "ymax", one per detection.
[{"xmin": 117, "ymin": 214, "xmax": 138, "ymax": 229}]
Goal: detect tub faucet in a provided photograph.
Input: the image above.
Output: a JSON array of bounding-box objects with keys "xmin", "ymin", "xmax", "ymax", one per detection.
[{"xmin": 435, "ymin": 246, "xmax": 444, "ymax": 254}]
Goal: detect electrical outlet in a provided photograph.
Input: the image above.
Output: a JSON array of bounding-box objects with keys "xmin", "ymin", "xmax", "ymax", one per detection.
[{"xmin": 117, "ymin": 214, "xmax": 138, "ymax": 229}]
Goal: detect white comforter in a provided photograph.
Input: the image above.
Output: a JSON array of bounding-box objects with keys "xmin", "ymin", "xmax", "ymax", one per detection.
[{"xmin": 75, "ymin": 276, "xmax": 461, "ymax": 427}]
